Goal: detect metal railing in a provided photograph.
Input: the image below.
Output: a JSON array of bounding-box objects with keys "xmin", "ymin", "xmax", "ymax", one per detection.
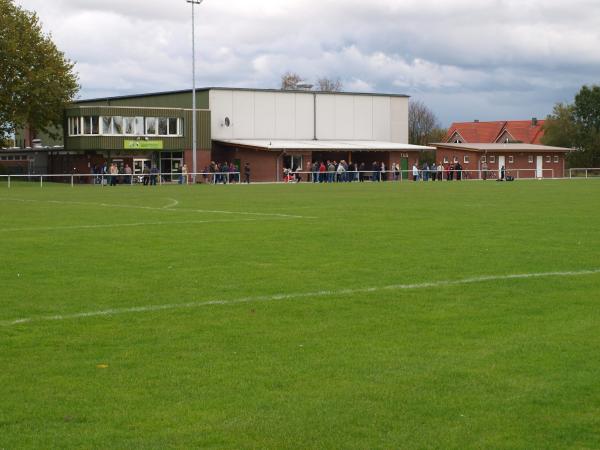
[
  {"xmin": 283, "ymin": 168, "xmax": 556, "ymax": 182},
  {"xmin": 0, "ymin": 172, "xmax": 242, "ymax": 188},
  {"xmin": 568, "ymin": 168, "xmax": 600, "ymax": 178},
  {"xmin": 6, "ymin": 167, "xmax": 600, "ymax": 187}
]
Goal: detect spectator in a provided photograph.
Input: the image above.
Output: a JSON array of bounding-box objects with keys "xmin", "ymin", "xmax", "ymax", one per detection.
[
  {"xmin": 244, "ymin": 162, "xmax": 250, "ymax": 184},
  {"xmin": 412, "ymin": 163, "xmax": 419, "ymax": 182}
]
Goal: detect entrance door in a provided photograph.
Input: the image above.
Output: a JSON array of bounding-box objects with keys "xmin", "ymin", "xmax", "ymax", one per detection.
[
  {"xmin": 400, "ymin": 158, "xmax": 409, "ymax": 181},
  {"xmin": 536, "ymin": 156, "xmax": 543, "ymax": 178},
  {"xmin": 498, "ymin": 156, "xmax": 505, "ymax": 179},
  {"xmin": 133, "ymin": 159, "xmax": 151, "ymax": 183}
]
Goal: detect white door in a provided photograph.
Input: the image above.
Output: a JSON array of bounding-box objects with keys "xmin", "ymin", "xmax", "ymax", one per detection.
[
  {"xmin": 536, "ymin": 156, "xmax": 543, "ymax": 178},
  {"xmin": 498, "ymin": 156, "xmax": 505, "ymax": 179}
]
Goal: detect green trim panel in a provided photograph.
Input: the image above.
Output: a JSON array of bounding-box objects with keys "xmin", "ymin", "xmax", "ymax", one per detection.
[{"xmin": 64, "ymin": 109, "xmax": 211, "ymax": 151}]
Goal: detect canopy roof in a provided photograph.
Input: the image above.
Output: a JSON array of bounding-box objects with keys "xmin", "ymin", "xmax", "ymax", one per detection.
[{"xmin": 215, "ymin": 139, "xmax": 435, "ymax": 152}]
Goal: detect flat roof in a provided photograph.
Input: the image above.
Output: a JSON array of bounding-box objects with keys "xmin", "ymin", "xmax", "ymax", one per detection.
[
  {"xmin": 74, "ymin": 87, "xmax": 409, "ymax": 104},
  {"xmin": 216, "ymin": 139, "xmax": 434, "ymax": 152},
  {"xmin": 432, "ymin": 143, "xmax": 572, "ymax": 152}
]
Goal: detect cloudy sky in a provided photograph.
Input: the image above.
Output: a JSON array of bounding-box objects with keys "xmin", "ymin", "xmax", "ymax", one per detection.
[{"xmin": 14, "ymin": 0, "xmax": 600, "ymax": 126}]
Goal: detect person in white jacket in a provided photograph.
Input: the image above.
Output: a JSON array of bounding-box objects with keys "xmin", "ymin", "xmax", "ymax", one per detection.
[{"xmin": 412, "ymin": 163, "xmax": 419, "ymax": 182}]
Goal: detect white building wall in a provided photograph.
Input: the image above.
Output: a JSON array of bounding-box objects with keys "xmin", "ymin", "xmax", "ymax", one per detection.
[
  {"xmin": 390, "ymin": 97, "xmax": 409, "ymax": 143},
  {"xmin": 353, "ymin": 96, "xmax": 373, "ymax": 140},
  {"xmin": 209, "ymin": 89, "xmax": 409, "ymax": 143},
  {"xmin": 210, "ymin": 89, "xmax": 315, "ymax": 140}
]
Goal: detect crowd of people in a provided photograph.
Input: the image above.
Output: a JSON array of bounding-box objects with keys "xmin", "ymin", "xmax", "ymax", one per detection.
[{"xmin": 279, "ymin": 160, "xmax": 471, "ymax": 183}]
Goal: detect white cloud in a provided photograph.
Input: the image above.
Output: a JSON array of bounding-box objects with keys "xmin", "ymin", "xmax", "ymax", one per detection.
[{"xmin": 13, "ymin": 0, "xmax": 600, "ymax": 125}]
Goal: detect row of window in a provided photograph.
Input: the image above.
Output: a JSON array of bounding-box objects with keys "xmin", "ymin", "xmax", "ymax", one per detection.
[
  {"xmin": 67, "ymin": 116, "xmax": 183, "ymax": 137},
  {"xmin": 442, "ymin": 155, "xmax": 562, "ymax": 165},
  {"xmin": 0, "ymin": 155, "xmax": 31, "ymax": 161}
]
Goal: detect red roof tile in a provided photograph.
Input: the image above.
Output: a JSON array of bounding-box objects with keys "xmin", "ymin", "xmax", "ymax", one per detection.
[{"xmin": 446, "ymin": 120, "xmax": 545, "ymax": 144}]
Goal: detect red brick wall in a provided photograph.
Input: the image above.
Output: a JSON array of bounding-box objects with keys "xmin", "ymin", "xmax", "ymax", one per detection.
[{"xmin": 434, "ymin": 148, "xmax": 566, "ymax": 179}]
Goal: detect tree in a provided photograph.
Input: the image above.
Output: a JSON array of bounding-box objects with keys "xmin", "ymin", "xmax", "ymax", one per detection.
[
  {"xmin": 542, "ymin": 85, "xmax": 600, "ymax": 167},
  {"xmin": 0, "ymin": 0, "xmax": 79, "ymax": 140},
  {"xmin": 408, "ymin": 100, "xmax": 444, "ymax": 146},
  {"xmin": 316, "ymin": 77, "xmax": 342, "ymax": 92},
  {"xmin": 280, "ymin": 72, "xmax": 303, "ymax": 90}
]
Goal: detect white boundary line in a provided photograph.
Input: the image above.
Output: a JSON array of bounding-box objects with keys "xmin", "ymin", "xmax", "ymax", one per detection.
[
  {"xmin": 3, "ymin": 268, "xmax": 599, "ymax": 327},
  {"xmin": 0, "ymin": 197, "xmax": 316, "ymax": 219},
  {"xmin": 0, "ymin": 218, "xmax": 268, "ymax": 233}
]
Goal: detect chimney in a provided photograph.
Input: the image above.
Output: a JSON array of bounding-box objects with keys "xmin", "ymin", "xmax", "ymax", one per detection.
[{"xmin": 532, "ymin": 117, "xmax": 538, "ymax": 126}]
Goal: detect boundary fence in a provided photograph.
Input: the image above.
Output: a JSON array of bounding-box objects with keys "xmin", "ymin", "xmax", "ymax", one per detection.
[{"xmin": 2, "ymin": 168, "xmax": 600, "ymax": 187}]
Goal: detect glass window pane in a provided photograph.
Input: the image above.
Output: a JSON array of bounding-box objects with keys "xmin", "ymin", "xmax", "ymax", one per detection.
[
  {"xmin": 158, "ymin": 117, "xmax": 168, "ymax": 135},
  {"xmin": 83, "ymin": 116, "xmax": 92, "ymax": 134},
  {"xmin": 168, "ymin": 118, "xmax": 178, "ymax": 135},
  {"xmin": 91, "ymin": 116, "xmax": 99, "ymax": 134},
  {"xmin": 102, "ymin": 117, "xmax": 112, "ymax": 134},
  {"xmin": 74, "ymin": 117, "xmax": 80, "ymax": 135},
  {"xmin": 124, "ymin": 117, "xmax": 135, "ymax": 135},
  {"xmin": 113, "ymin": 116, "xmax": 123, "ymax": 134},
  {"xmin": 135, "ymin": 117, "xmax": 144, "ymax": 135},
  {"xmin": 146, "ymin": 117, "xmax": 157, "ymax": 135}
]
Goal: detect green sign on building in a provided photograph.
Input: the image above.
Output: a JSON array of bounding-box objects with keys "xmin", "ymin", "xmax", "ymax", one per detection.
[{"xmin": 124, "ymin": 140, "xmax": 164, "ymax": 150}]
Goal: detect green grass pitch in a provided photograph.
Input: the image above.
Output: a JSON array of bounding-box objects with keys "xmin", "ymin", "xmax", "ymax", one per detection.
[{"xmin": 1, "ymin": 179, "xmax": 600, "ymax": 448}]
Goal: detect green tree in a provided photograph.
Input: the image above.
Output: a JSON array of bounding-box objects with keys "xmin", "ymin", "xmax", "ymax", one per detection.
[
  {"xmin": 0, "ymin": 0, "xmax": 79, "ymax": 140},
  {"xmin": 542, "ymin": 85, "xmax": 600, "ymax": 167}
]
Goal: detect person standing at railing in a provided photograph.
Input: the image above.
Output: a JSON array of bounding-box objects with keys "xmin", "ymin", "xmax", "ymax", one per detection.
[
  {"xmin": 412, "ymin": 163, "xmax": 419, "ymax": 182},
  {"xmin": 430, "ymin": 162, "xmax": 437, "ymax": 181},
  {"xmin": 179, "ymin": 164, "xmax": 188, "ymax": 184},
  {"xmin": 124, "ymin": 164, "xmax": 132, "ymax": 184},
  {"xmin": 150, "ymin": 166, "xmax": 158, "ymax": 185},
  {"xmin": 244, "ymin": 162, "xmax": 251, "ymax": 184},
  {"xmin": 109, "ymin": 163, "xmax": 118, "ymax": 186},
  {"xmin": 437, "ymin": 162, "xmax": 444, "ymax": 181},
  {"xmin": 481, "ymin": 161, "xmax": 488, "ymax": 180},
  {"xmin": 455, "ymin": 161, "xmax": 463, "ymax": 180}
]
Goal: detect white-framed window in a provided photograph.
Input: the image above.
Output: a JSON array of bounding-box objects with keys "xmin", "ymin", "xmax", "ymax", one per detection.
[
  {"xmin": 489, "ymin": 155, "xmax": 496, "ymax": 163},
  {"xmin": 481, "ymin": 155, "xmax": 486, "ymax": 163},
  {"xmin": 101, "ymin": 116, "xmax": 112, "ymax": 134},
  {"xmin": 145, "ymin": 117, "xmax": 157, "ymax": 135},
  {"xmin": 528, "ymin": 155, "xmax": 534, "ymax": 164},
  {"xmin": 464, "ymin": 155, "xmax": 470, "ymax": 164},
  {"xmin": 546, "ymin": 155, "xmax": 551, "ymax": 163},
  {"xmin": 453, "ymin": 156, "xmax": 458, "ymax": 163},
  {"xmin": 112, "ymin": 116, "xmax": 123, "ymax": 134},
  {"xmin": 69, "ymin": 115, "xmax": 183, "ymax": 137},
  {"xmin": 554, "ymin": 155, "xmax": 559, "ymax": 163},
  {"xmin": 508, "ymin": 155, "xmax": 514, "ymax": 164},
  {"xmin": 443, "ymin": 157, "xmax": 449, "ymax": 164}
]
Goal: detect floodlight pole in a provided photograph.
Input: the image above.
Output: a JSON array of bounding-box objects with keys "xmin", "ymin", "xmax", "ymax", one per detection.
[{"xmin": 187, "ymin": 0, "xmax": 203, "ymax": 183}]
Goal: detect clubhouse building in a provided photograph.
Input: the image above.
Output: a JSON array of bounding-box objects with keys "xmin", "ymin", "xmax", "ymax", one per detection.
[{"xmin": 13, "ymin": 88, "xmax": 434, "ymax": 181}]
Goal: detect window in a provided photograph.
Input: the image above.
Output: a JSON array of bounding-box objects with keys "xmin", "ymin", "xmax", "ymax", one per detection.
[
  {"xmin": 489, "ymin": 155, "xmax": 496, "ymax": 163},
  {"xmin": 158, "ymin": 117, "xmax": 168, "ymax": 136},
  {"xmin": 554, "ymin": 155, "xmax": 559, "ymax": 163},
  {"xmin": 73, "ymin": 117, "xmax": 80, "ymax": 135},
  {"xmin": 168, "ymin": 118, "xmax": 179, "ymax": 135},
  {"xmin": 546, "ymin": 155, "xmax": 551, "ymax": 163},
  {"xmin": 124, "ymin": 117, "xmax": 139, "ymax": 135},
  {"xmin": 528, "ymin": 155, "xmax": 534, "ymax": 163},
  {"xmin": 91, "ymin": 116, "xmax": 99, "ymax": 134},
  {"xmin": 508, "ymin": 155, "xmax": 514, "ymax": 164},
  {"xmin": 83, "ymin": 116, "xmax": 92, "ymax": 135},
  {"xmin": 102, "ymin": 116, "xmax": 112, "ymax": 135},
  {"xmin": 112, "ymin": 116, "xmax": 123, "ymax": 134},
  {"xmin": 481, "ymin": 155, "xmax": 486, "ymax": 163},
  {"xmin": 443, "ymin": 157, "xmax": 449, "ymax": 164},
  {"xmin": 464, "ymin": 155, "xmax": 470, "ymax": 164},
  {"xmin": 146, "ymin": 117, "xmax": 157, "ymax": 135},
  {"xmin": 453, "ymin": 156, "xmax": 458, "ymax": 163}
]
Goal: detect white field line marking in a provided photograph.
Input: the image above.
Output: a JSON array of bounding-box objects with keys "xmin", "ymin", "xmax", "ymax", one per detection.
[
  {"xmin": 0, "ymin": 197, "xmax": 316, "ymax": 219},
  {"xmin": 0, "ymin": 218, "xmax": 267, "ymax": 233},
  {"xmin": 3, "ymin": 268, "xmax": 600, "ymax": 327},
  {"xmin": 162, "ymin": 198, "xmax": 179, "ymax": 209}
]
